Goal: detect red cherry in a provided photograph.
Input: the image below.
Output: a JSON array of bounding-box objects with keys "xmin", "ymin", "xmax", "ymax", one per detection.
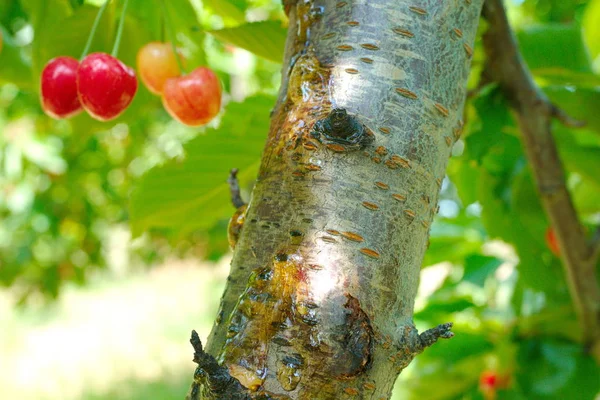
[
  {"xmin": 40, "ymin": 56, "xmax": 83, "ymax": 119},
  {"xmin": 77, "ymin": 53, "xmax": 138, "ymax": 121},
  {"xmin": 162, "ymin": 67, "xmax": 221, "ymax": 127},
  {"xmin": 479, "ymin": 371, "xmax": 498, "ymax": 389},
  {"xmin": 137, "ymin": 42, "xmax": 185, "ymax": 95},
  {"xmin": 479, "ymin": 370, "xmax": 511, "ymax": 394},
  {"xmin": 545, "ymin": 227, "xmax": 560, "ymax": 256}
]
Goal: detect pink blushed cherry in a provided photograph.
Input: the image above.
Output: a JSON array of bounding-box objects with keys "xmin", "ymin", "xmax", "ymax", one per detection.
[{"xmin": 162, "ymin": 67, "xmax": 221, "ymax": 127}]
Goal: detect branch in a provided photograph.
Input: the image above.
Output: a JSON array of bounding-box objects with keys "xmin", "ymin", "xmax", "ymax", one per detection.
[
  {"xmin": 482, "ymin": 0, "xmax": 600, "ymax": 362},
  {"xmin": 416, "ymin": 323, "xmax": 454, "ymax": 352},
  {"xmin": 187, "ymin": 330, "xmax": 250, "ymax": 400},
  {"xmin": 590, "ymin": 227, "xmax": 600, "ymax": 267},
  {"xmin": 549, "ymin": 104, "xmax": 586, "ymax": 128},
  {"xmin": 228, "ymin": 168, "xmax": 246, "ymax": 209}
]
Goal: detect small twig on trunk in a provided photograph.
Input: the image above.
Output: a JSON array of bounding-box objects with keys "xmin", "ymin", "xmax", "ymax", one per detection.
[
  {"xmin": 187, "ymin": 330, "xmax": 250, "ymax": 400},
  {"xmin": 549, "ymin": 104, "xmax": 586, "ymax": 128},
  {"xmin": 417, "ymin": 322, "xmax": 454, "ymax": 351},
  {"xmin": 482, "ymin": 0, "xmax": 600, "ymax": 363},
  {"xmin": 228, "ymin": 168, "xmax": 246, "ymax": 209}
]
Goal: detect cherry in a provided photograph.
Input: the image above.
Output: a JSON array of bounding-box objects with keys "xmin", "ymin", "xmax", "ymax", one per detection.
[
  {"xmin": 479, "ymin": 371, "xmax": 498, "ymax": 390},
  {"xmin": 479, "ymin": 370, "xmax": 511, "ymax": 399},
  {"xmin": 137, "ymin": 42, "xmax": 184, "ymax": 95},
  {"xmin": 40, "ymin": 56, "xmax": 83, "ymax": 119},
  {"xmin": 162, "ymin": 67, "xmax": 221, "ymax": 127},
  {"xmin": 77, "ymin": 53, "xmax": 137, "ymax": 121},
  {"xmin": 545, "ymin": 227, "xmax": 560, "ymax": 256}
]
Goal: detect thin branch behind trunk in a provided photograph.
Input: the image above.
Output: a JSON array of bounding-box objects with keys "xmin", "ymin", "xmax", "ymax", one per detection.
[{"xmin": 482, "ymin": 0, "xmax": 600, "ymax": 362}]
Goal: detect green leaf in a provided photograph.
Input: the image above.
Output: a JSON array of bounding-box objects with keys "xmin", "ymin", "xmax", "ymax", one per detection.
[
  {"xmin": 34, "ymin": 4, "xmax": 116, "ymax": 70},
  {"xmin": 165, "ymin": 0, "xmax": 206, "ymax": 67},
  {"xmin": 447, "ymin": 157, "xmax": 479, "ymax": 205},
  {"xmin": 533, "ymin": 68, "xmax": 600, "ymax": 87},
  {"xmin": 516, "ymin": 339, "xmax": 600, "ymax": 399},
  {"xmin": 0, "ymin": 27, "xmax": 33, "ymax": 88},
  {"xmin": 506, "ymin": 170, "xmax": 565, "ymax": 294},
  {"xmin": 209, "ymin": 21, "xmax": 286, "ymax": 63},
  {"xmin": 572, "ymin": 177, "xmax": 600, "ymax": 214},
  {"xmin": 462, "ymin": 254, "xmax": 502, "ymax": 287},
  {"xmin": 510, "ymin": 168, "xmax": 547, "ymax": 249},
  {"xmin": 0, "ymin": 0, "xmax": 26, "ymax": 27},
  {"xmin": 393, "ymin": 330, "xmax": 492, "ymax": 400},
  {"xmin": 203, "ymin": 0, "xmax": 246, "ymax": 24},
  {"xmin": 422, "ymin": 329, "xmax": 493, "ymax": 362},
  {"xmin": 19, "ymin": 0, "xmax": 72, "ymax": 30},
  {"xmin": 517, "ymin": 23, "xmax": 592, "ymax": 73},
  {"xmin": 447, "ymin": 88, "xmax": 567, "ymax": 294},
  {"xmin": 423, "ymin": 216, "xmax": 485, "ymax": 267},
  {"xmin": 21, "ymin": 0, "xmax": 74, "ymax": 76},
  {"xmin": 463, "ymin": 87, "xmax": 516, "ymax": 167},
  {"xmin": 130, "ymin": 95, "xmax": 274, "ymax": 237},
  {"xmin": 583, "ymin": 0, "xmax": 600, "ymax": 59},
  {"xmin": 128, "ymin": 0, "xmax": 162, "ymax": 43},
  {"xmin": 415, "ymin": 297, "xmax": 476, "ymax": 321},
  {"xmin": 556, "ymin": 133, "xmax": 600, "ymax": 189},
  {"xmin": 457, "ymin": 89, "xmax": 565, "ymax": 297},
  {"xmin": 545, "ymin": 86, "xmax": 600, "ymax": 134}
]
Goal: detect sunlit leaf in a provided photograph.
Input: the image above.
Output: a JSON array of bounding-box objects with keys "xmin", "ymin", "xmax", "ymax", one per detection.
[
  {"xmin": 203, "ymin": 0, "xmax": 246, "ymax": 24},
  {"xmin": 130, "ymin": 95, "xmax": 274, "ymax": 237},
  {"xmin": 583, "ymin": 0, "xmax": 600, "ymax": 59},
  {"xmin": 545, "ymin": 86, "xmax": 600, "ymax": 133},
  {"xmin": 209, "ymin": 21, "xmax": 286, "ymax": 63},
  {"xmin": 518, "ymin": 23, "xmax": 592, "ymax": 73},
  {"xmin": 0, "ymin": 27, "xmax": 32, "ymax": 88}
]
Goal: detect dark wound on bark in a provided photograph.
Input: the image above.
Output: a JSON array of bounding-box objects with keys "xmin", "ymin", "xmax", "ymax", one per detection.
[
  {"xmin": 334, "ymin": 295, "xmax": 374, "ymax": 380},
  {"xmin": 188, "ymin": 0, "xmax": 485, "ymax": 398},
  {"xmin": 311, "ymin": 108, "xmax": 375, "ymax": 151}
]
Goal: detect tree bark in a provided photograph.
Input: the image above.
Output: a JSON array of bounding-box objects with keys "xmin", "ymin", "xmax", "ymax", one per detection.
[{"xmin": 188, "ymin": 0, "xmax": 484, "ymax": 398}]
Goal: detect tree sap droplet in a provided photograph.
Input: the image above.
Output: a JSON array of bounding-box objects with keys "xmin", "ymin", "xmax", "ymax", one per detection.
[
  {"xmin": 287, "ymin": 48, "xmax": 325, "ymax": 104},
  {"xmin": 277, "ymin": 362, "xmax": 302, "ymax": 391}
]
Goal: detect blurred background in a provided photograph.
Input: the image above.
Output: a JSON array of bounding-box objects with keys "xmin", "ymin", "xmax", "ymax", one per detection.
[{"xmin": 1, "ymin": 0, "xmax": 599, "ymax": 399}]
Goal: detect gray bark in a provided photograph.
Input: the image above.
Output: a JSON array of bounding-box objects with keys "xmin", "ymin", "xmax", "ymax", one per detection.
[{"xmin": 188, "ymin": 0, "xmax": 484, "ymax": 398}]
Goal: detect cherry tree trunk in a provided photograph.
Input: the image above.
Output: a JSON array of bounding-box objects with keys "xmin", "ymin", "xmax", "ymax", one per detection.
[{"xmin": 188, "ymin": 0, "xmax": 484, "ymax": 398}]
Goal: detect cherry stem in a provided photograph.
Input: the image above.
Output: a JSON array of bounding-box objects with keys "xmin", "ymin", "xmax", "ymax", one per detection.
[
  {"xmin": 160, "ymin": 0, "xmax": 187, "ymax": 74},
  {"xmin": 80, "ymin": 0, "xmax": 110, "ymax": 60},
  {"xmin": 111, "ymin": 0, "xmax": 130, "ymax": 57}
]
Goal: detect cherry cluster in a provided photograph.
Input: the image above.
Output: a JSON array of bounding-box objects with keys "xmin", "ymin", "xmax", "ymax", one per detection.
[
  {"xmin": 138, "ymin": 42, "xmax": 221, "ymax": 126},
  {"xmin": 41, "ymin": 53, "xmax": 137, "ymax": 121},
  {"xmin": 39, "ymin": 1, "xmax": 221, "ymax": 127},
  {"xmin": 41, "ymin": 46, "xmax": 221, "ymax": 126}
]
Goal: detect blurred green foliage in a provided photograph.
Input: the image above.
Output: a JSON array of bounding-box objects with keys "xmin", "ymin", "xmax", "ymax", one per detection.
[
  {"xmin": 0, "ymin": 0, "xmax": 283, "ymax": 302},
  {"xmin": 1, "ymin": 0, "xmax": 599, "ymax": 399}
]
